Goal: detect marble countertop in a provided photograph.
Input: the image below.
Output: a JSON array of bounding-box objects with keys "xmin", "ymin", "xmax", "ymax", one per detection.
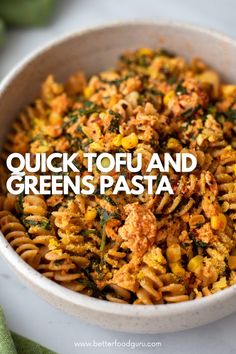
[{"xmin": 0, "ymin": 1, "xmax": 236, "ymax": 353}]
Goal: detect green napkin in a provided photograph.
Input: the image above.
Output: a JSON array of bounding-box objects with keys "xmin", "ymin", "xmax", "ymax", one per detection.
[
  {"xmin": 0, "ymin": 308, "xmax": 57, "ymax": 354},
  {"xmin": 0, "ymin": 18, "xmax": 6, "ymax": 44},
  {"xmin": 0, "ymin": 0, "xmax": 56, "ymax": 27},
  {"xmin": 0, "ymin": 0, "xmax": 56, "ymax": 43}
]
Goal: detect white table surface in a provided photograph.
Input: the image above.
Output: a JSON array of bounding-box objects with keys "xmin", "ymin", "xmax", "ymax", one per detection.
[{"xmin": 1, "ymin": 1, "xmax": 236, "ymax": 353}]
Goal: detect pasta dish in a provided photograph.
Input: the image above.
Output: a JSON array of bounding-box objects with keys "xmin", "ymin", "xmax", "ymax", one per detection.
[{"xmin": 1, "ymin": 47, "xmax": 236, "ymax": 304}]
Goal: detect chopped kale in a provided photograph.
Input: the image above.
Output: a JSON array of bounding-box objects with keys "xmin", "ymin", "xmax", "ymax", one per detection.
[
  {"xmin": 99, "ymin": 195, "xmax": 117, "ymax": 206},
  {"xmin": 54, "ymin": 259, "xmax": 64, "ymax": 266},
  {"xmin": 98, "ymin": 208, "xmax": 121, "ymax": 251},
  {"xmin": 76, "ymin": 278, "xmax": 103, "ymax": 298},
  {"xmin": 175, "ymin": 81, "xmax": 187, "ymax": 96},
  {"xmin": 157, "ymin": 49, "xmax": 175, "ymax": 57},
  {"xmin": 78, "ymin": 102, "xmax": 101, "ymax": 116},
  {"xmin": 137, "ymin": 56, "xmax": 150, "ymax": 67},
  {"xmin": 75, "ymin": 124, "xmax": 87, "ymax": 138},
  {"xmin": 167, "ymin": 76, "xmax": 177, "ymax": 84},
  {"xmin": 108, "ymin": 109, "xmax": 121, "ymax": 133},
  {"xmin": 146, "ymin": 88, "xmax": 164, "ymax": 96},
  {"xmin": 81, "ymin": 229, "xmax": 97, "ymax": 236},
  {"xmin": 225, "ymin": 108, "xmax": 236, "ymax": 122},
  {"xmin": 17, "ymin": 193, "xmax": 24, "ymax": 212},
  {"xmin": 100, "ymin": 75, "xmax": 132, "ymax": 86},
  {"xmin": 182, "ymin": 105, "xmax": 201, "ymax": 119},
  {"xmin": 189, "ymin": 232, "xmax": 208, "ymax": 248},
  {"xmin": 23, "ymin": 219, "xmax": 51, "ymax": 230}
]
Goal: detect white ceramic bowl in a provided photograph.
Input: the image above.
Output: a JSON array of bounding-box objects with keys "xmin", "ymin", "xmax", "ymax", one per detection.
[{"xmin": 1, "ymin": 22, "xmax": 236, "ymax": 334}]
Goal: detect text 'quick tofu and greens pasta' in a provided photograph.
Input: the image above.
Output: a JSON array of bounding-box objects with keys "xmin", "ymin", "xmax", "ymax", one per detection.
[{"xmin": 1, "ymin": 47, "xmax": 236, "ymax": 304}]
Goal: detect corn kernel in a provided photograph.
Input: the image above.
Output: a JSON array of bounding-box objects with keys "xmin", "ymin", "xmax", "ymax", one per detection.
[
  {"xmin": 143, "ymin": 247, "xmax": 167, "ymax": 270},
  {"xmin": 170, "ymin": 262, "xmax": 185, "ymax": 277},
  {"xmin": 224, "ymin": 145, "xmax": 232, "ymax": 151},
  {"xmin": 100, "ymin": 112, "xmax": 106, "ymax": 120},
  {"xmin": 89, "ymin": 142, "xmax": 103, "ymax": 152},
  {"xmin": 196, "ymin": 70, "xmax": 219, "ymax": 98},
  {"xmin": 49, "ymin": 238, "xmax": 59, "ymax": 249},
  {"xmin": 148, "ymin": 66, "xmax": 158, "ymax": 78},
  {"xmin": 187, "ymin": 255, "xmax": 203, "ymax": 272},
  {"xmin": 163, "ymin": 90, "xmax": 175, "ymax": 105},
  {"xmin": 108, "ymin": 95, "xmax": 118, "ymax": 107},
  {"xmin": 138, "ymin": 47, "xmax": 154, "ymax": 57},
  {"xmin": 221, "ymin": 201, "xmax": 229, "ymax": 213},
  {"xmin": 211, "ymin": 213, "xmax": 227, "ymax": 231},
  {"xmin": 61, "ymin": 237, "xmax": 70, "ymax": 245},
  {"xmin": 34, "ymin": 144, "xmax": 50, "ymax": 153},
  {"xmin": 189, "ymin": 214, "xmax": 205, "ymax": 228},
  {"xmin": 49, "ymin": 112, "xmax": 63, "ymax": 125},
  {"xmin": 166, "ymin": 244, "xmax": 181, "ymax": 262},
  {"xmin": 212, "ymin": 277, "xmax": 227, "ymax": 292},
  {"xmin": 84, "ymin": 86, "xmax": 93, "ymax": 99},
  {"xmin": 52, "ymin": 249, "xmax": 62, "ymax": 256},
  {"xmin": 221, "ymin": 85, "xmax": 236, "ymax": 97},
  {"xmin": 228, "ymin": 256, "xmax": 236, "ymax": 270},
  {"xmin": 113, "ymin": 134, "xmax": 123, "ymax": 147},
  {"xmin": 121, "ymin": 133, "xmax": 138, "ymax": 150},
  {"xmin": 85, "ymin": 207, "xmax": 97, "ymax": 221},
  {"xmin": 233, "ymin": 164, "xmax": 236, "ymax": 176},
  {"xmin": 167, "ymin": 138, "xmax": 182, "ymax": 151}
]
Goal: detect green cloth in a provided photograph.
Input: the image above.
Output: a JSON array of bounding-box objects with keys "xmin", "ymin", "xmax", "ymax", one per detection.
[
  {"xmin": 0, "ymin": 18, "xmax": 6, "ymax": 44},
  {"xmin": 0, "ymin": 0, "xmax": 56, "ymax": 44},
  {"xmin": 0, "ymin": 308, "xmax": 57, "ymax": 354},
  {"xmin": 0, "ymin": 0, "xmax": 56, "ymax": 27}
]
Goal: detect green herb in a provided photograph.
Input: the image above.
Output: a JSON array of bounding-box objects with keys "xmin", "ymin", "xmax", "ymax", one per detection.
[
  {"xmin": 207, "ymin": 105, "xmax": 217, "ymax": 117},
  {"xmin": 146, "ymin": 88, "xmax": 163, "ymax": 96},
  {"xmin": 98, "ymin": 208, "xmax": 120, "ymax": 226},
  {"xmin": 175, "ymin": 81, "xmax": 187, "ymax": 96},
  {"xmin": 100, "ymin": 195, "xmax": 116, "ymax": 206},
  {"xmin": 62, "ymin": 113, "xmax": 78, "ymax": 129},
  {"xmin": 225, "ymin": 108, "xmax": 236, "ymax": 122},
  {"xmin": 23, "ymin": 219, "xmax": 50, "ymax": 230},
  {"xmin": 81, "ymin": 229, "xmax": 97, "ymax": 236},
  {"xmin": 23, "ymin": 219, "xmax": 38, "ymax": 227},
  {"xmin": 17, "ymin": 193, "xmax": 24, "ymax": 212},
  {"xmin": 75, "ymin": 124, "xmax": 87, "ymax": 138},
  {"xmin": 181, "ymin": 242, "xmax": 190, "ymax": 249},
  {"xmin": 98, "ymin": 208, "xmax": 120, "ymax": 251},
  {"xmin": 119, "ymin": 55, "xmax": 132, "ymax": 65},
  {"xmin": 108, "ymin": 109, "xmax": 121, "ymax": 133},
  {"xmin": 157, "ymin": 49, "xmax": 175, "ymax": 57},
  {"xmin": 182, "ymin": 105, "xmax": 201, "ymax": 119},
  {"xmin": 101, "ymin": 75, "xmax": 133, "ymax": 86},
  {"xmin": 40, "ymin": 220, "xmax": 51, "ymax": 230},
  {"xmin": 76, "ymin": 278, "xmax": 103, "ymax": 298},
  {"xmin": 150, "ymin": 138, "xmax": 159, "ymax": 150},
  {"xmin": 137, "ymin": 94, "xmax": 145, "ymax": 105},
  {"xmin": 156, "ymin": 174, "xmax": 162, "ymax": 184},
  {"xmin": 167, "ymin": 76, "xmax": 177, "ymax": 84},
  {"xmin": 193, "ymin": 239, "xmax": 208, "ymax": 248},
  {"xmin": 84, "ymin": 101, "xmax": 93, "ymax": 107},
  {"xmin": 78, "ymin": 103, "xmax": 101, "ymax": 116},
  {"xmin": 190, "ymin": 232, "xmax": 208, "ymax": 248},
  {"xmin": 195, "ymin": 222, "xmax": 204, "ymax": 229},
  {"xmin": 54, "ymin": 259, "xmax": 64, "ymax": 265},
  {"xmin": 66, "ymin": 102, "xmax": 101, "ymax": 125},
  {"xmin": 82, "ymin": 138, "xmax": 93, "ymax": 148},
  {"xmin": 137, "ymin": 56, "xmax": 150, "ymax": 67}
]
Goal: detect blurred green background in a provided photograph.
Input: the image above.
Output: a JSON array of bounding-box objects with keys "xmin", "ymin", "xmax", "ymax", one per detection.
[{"xmin": 0, "ymin": 0, "xmax": 56, "ymax": 44}]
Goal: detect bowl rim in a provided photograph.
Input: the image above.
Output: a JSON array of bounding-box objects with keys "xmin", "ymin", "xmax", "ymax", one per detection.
[{"xmin": 1, "ymin": 20, "xmax": 236, "ymax": 317}]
